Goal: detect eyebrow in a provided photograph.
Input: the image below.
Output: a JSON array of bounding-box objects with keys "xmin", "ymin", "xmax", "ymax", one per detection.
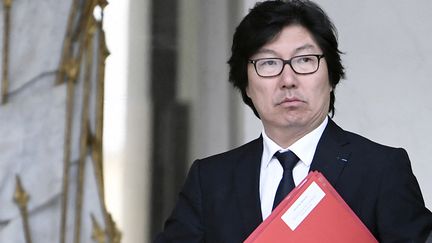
[
  {"xmin": 293, "ymin": 44, "xmax": 316, "ymax": 54},
  {"xmin": 253, "ymin": 48, "xmax": 278, "ymax": 56},
  {"xmin": 254, "ymin": 44, "xmax": 317, "ymax": 57}
]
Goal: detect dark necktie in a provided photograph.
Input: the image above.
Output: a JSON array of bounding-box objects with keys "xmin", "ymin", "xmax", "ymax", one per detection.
[{"xmin": 272, "ymin": 150, "xmax": 299, "ymax": 210}]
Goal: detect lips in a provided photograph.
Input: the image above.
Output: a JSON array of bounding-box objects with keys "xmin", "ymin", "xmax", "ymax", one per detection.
[{"xmin": 277, "ymin": 97, "xmax": 304, "ymax": 106}]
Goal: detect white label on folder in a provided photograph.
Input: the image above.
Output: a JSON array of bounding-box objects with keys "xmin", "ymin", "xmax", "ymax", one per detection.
[{"xmin": 281, "ymin": 181, "xmax": 325, "ymax": 231}]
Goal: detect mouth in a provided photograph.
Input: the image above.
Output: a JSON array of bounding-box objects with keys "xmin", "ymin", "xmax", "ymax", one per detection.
[{"xmin": 277, "ymin": 97, "xmax": 304, "ymax": 106}]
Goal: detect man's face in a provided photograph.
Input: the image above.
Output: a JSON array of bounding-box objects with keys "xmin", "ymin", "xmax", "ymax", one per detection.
[{"xmin": 246, "ymin": 25, "xmax": 332, "ymax": 143}]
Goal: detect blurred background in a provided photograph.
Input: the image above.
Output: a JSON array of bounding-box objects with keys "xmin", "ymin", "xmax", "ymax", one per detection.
[
  {"xmin": 1, "ymin": 0, "xmax": 429, "ymax": 243},
  {"xmin": 104, "ymin": 0, "xmax": 432, "ymax": 242}
]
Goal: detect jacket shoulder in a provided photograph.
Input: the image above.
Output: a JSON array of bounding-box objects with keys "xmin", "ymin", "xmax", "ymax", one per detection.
[{"xmin": 195, "ymin": 137, "xmax": 263, "ymax": 168}]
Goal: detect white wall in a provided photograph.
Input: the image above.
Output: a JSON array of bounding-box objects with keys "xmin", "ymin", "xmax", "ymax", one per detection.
[
  {"xmin": 318, "ymin": 0, "xmax": 432, "ymax": 209},
  {"xmin": 240, "ymin": 0, "xmax": 432, "ymax": 209},
  {"xmin": 178, "ymin": 0, "xmax": 235, "ymax": 161}
]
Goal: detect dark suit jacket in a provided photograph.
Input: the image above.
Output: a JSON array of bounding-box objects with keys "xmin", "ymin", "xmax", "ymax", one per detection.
[{"xmin": 155, "ymin": 119, "xmax": 432, "ymax": 242}]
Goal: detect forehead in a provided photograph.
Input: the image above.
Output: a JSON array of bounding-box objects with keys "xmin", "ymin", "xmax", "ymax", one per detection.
[{"xmin": 255, "ymin": 25, "xmax": 322, "ymax": 57}]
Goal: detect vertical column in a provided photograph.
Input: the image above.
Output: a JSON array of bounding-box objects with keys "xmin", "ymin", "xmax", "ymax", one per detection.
[
  {"xmin": 177, "ymin": 0, "xmax": 261, "ymax": 160},
  {"xmin": 103, "ymin": 0, "xmax": 129, "ymax": 241},
  {"xmin": 124, "ymin": 0, "xmax": 152, "ymax": 242},
  {"xmin": 187, "ymin": 0, "xmax": 233, "ymax": 160},
  {"xmin": 150, "ymin": 0, "xmax": 190, "ymax": 240}
]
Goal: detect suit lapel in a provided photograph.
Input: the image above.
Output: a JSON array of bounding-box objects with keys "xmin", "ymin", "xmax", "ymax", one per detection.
[
  {"xmin": 233, "ymin": 119, "xmax": 351, "ymax": 237},
  {"xmin": 310, "ymin": 119, "xmax": 351, "ymax": 187},
  {"xmin": 234, "ymin": 137, "xmax": 264, "ymax": 238}
]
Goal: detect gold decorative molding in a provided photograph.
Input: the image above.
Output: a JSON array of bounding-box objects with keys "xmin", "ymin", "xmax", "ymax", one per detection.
[
  {"xmin": 60, "ymin": 56, "xmax": 77, "ymax": 243},
  {"xmin": 3, "ymin": 0, "xmax": 12, "ymax": 8},
  {"xmin": 59, "ymin": 2, "xmax": 84, "ymax": 238},
  {"xmin": 13, "ymin": 175, "xmax": 33, "ymax": 243},
  {"xmin": 74, "ymin": 12, "xmax": 97, "ymax": 243},
  {"xmin": 56, "ymin": 0, "xmax": 79, "ymax": 85},
  {"xmin": 98, "ymin": 0, "xmax": 108, "ymax": 10},
  {"xmin": 60, "ymin": 1, "xmax": 122, "ymax": 242},
  {"xmin": 91, "ymin": 214, "xmax": 105, "ymax": 243},
  {"xmin": 1, "ymin": 0, "xmax": 12, "ymax": 104},
  {"xmin": 92, "ymin": 17, "xmax": 112, "ymax": 243},
  {"xmin": 2, "ymin": 1, "xmax": 121, "ymax": 242},
  {"xmin": 107, "ymin": 214, "xmax": 122, "ymax": 243},
  {"xmin": 64, "ymin": 58, "xmax": 79, "ymax": 82}
]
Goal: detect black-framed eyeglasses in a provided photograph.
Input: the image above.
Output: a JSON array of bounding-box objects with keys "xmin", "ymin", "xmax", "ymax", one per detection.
[{"xmin": 248, "ymin": 54, "xmax": 325, "ymax": 77}]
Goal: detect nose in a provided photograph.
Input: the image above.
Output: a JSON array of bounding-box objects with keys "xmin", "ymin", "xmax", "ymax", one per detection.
[{"xmin": 279, "ymin": 63, "xmax": 298, "ymax": 89}]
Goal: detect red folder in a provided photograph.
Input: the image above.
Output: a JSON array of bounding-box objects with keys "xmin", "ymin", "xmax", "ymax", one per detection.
[{"xmin": 244, "ymin": 171, "xmax": 378, "ymax": 243}]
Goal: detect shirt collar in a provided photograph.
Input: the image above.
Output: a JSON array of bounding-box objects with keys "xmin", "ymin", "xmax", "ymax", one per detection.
[{"xmin": 262, "ymin": 117, "xmax": 328, "ymax": 168}]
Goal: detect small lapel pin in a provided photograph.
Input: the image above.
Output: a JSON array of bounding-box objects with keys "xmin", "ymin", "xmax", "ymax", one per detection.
[{"xmin": 336, "ymin": 157, "xmax": 348, "ymax": 162}]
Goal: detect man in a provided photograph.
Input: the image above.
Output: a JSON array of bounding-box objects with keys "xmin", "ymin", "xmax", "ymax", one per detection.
[{"xmin": 155, "ymin": 0, "xmax": 432, "ymax": 242}]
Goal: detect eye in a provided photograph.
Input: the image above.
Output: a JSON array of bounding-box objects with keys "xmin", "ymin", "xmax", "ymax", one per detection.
[
  {"xmin": 297, "ymin": 56, "xmax": 314, "ymax": 63},
  {"xmin": 258, "ymin": 59, "xmax": 279, "ymax": 67}
]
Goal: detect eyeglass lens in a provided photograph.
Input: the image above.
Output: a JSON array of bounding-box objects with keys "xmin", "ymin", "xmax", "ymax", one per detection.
[{"xmin": 253, "ymin": 55, "xmax": 322, "ymax": 77}]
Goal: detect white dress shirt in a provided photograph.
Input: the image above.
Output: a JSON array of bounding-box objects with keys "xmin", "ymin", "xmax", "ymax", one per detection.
[{"xmin": 259, "ymin": 117, "xmax": 328, "ymax": 220}]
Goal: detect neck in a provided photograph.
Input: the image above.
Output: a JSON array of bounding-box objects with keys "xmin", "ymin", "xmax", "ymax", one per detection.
[
  {"xmin": 265, "ymin": 128, "xmax": 309, "ymax": 148},
  {"xmin": 264, "ymin": 117, "xmax": 327, "ymax": 148}
]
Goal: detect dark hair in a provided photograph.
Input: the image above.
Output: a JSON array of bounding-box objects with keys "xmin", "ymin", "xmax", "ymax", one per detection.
[{"xmin": 228, "ymin": 0, "xmax": 345, "ymax": 118}]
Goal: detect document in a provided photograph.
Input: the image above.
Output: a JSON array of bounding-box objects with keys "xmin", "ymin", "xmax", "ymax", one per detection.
[{"xmin": 244, "ymin": 171, "xmax": 378, "ymax": 243}]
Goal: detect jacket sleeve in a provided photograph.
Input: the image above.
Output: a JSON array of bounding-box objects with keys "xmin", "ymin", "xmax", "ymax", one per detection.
[
  {"xmin": 376, "ymin": 148, "xmax": 432, "ymax": 242},
  {"xmin": 154, "ymin": 160, "xmax": 205, "ymax": 243}
]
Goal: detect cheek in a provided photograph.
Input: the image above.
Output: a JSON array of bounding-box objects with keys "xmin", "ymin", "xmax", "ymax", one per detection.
[
  {"xmin": 246, "ymin": 83, "xmax": 260, "ymax": 102},
  {"xmin": 246, "ymin": 76, "xmax": 264, "ymax": 100},
  {"xmin": 316, "ymin": 82, "xmax": 331, "ymax": 98},
  {"xmin": 246, "ymin": 80, "xmax": 271, "ymax": 111},
  {"xmin": 246, "ymin": 81, "xmax": 260, "ymax": 100},
  {"xmin": 316, "ymin": 83, "xmax": 332, "ymax": 107},
  {"xmin": 317, "ymin": 62, "xmax": 332, "ymax": 93},
  {"xmin": 308, "ymin": 78, "xmax": 332, "ymax": 106}
]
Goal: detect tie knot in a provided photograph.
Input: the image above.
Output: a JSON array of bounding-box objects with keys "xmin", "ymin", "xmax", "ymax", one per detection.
[{"xmin": 274, "ymin": 150, "xmax": 299, "ymax": 171}]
